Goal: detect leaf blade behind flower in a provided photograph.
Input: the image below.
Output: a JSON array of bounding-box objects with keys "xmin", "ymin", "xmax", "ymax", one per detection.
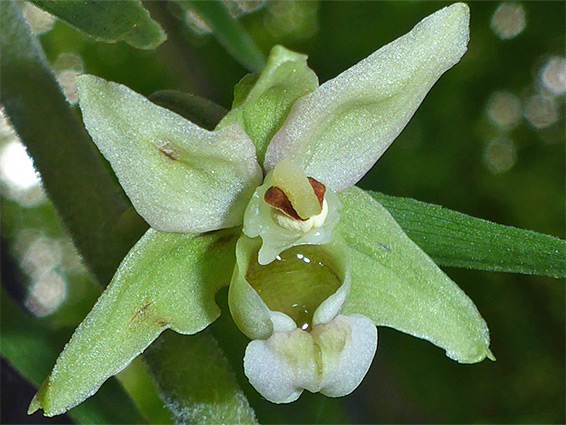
[
  {"xmin": 370, "ymin": 191, "xmax": 566, "ymax": 277},
  {"xmin": 338, "ymin": 187, "xmax": 491, "ymax": 364},
  {"xmin": 29, "ymin": 0, "xmax": 166, "ymax": 49},
  {"xmin": 29, "ymin": 228, "xmax": 239, "ymax": 417}
]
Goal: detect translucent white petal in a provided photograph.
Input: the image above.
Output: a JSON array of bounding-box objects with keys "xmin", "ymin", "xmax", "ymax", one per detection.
[
  {"xmin": 244, "ymin": 329, "xmax": 318, "ymax": 404},
  {"xmin": 77, "ymin": 75, "xmax": 262, "ymax": 233},
  {"xmin": 264, "ymin": 3, "xmax": 470, "ymax": 192},
  {"xmin": 243, "ymin": 315, "xmax": 377, "ymax": 403},
  {"xmin": 317, "ymin": 315, "xmax": 378, "ymax": 397},
  {"xmin": 312, "ymin": 268, "xmax": 350, "ymax": 326}
]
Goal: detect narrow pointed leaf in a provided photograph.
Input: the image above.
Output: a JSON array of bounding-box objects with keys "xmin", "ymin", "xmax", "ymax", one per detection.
[
  {"xmin": 29, "ymin": 0, "xmax": 166, "ymax": 49},
  {"xmin": 265, "ymin": 3, "xmax": 470, "ymax": 192},
  {"xmin": 371, "ymin": 192, "xmax": 566, "ymax": 277},
  {"xmin": 179, "ymin": 0, "xmax": 265, "ymax": 72},
  {"xmin": 338, "ymin": 187, "xmax": 491, "ymax": 364},
  {"xmin": 1, "ymin": 290, "xmax": 148, "ymax": 424},
  {"xmin": 219, "ymin": 45, "xmax": 319, "ymax": 164},
  {"xmin": 145, "ymin": 331, "xmax": 258, "ymax": 424},
  {"xmin": 77, "ymin": 75, "xmax": 262, "ymax": 233},
  {"xmin": 29, "ymin": 228, "xmax": 239, "ymax": 417}
]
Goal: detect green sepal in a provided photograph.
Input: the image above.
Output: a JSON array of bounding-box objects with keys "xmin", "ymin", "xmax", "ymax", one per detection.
[
  {"xmin": 218, "ymin": 45, "xmax": 319, "ymax": 164},
  {"xmin": 77, "ymin": 74, "xmax": 262, "ymax": 234},
  {"xmin": 29, "ymin": 227, "xmax": 239, "ymax": 417},
  {"xmin": 29, "ymin": 0, "xmax": 166, "ymax": 49},
  {"xmin": 338, "ymin": 187, "xmax": 492, "ymax": 364}
]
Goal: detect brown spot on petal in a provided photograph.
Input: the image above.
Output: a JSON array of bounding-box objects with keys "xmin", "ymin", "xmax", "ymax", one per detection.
[
  {"xmin": 264, "ymin": 177, "xmax": 326, "ymax": 221},
  {"xmin": 156, "ymin": 142, "xmax": 178, "ymax": 160},
  {"xmin": 131, "ymin": 301, "xmax": 154, "ymax": 323}
]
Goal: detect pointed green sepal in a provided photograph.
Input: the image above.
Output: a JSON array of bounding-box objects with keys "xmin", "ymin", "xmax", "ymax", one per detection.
[
  {"xmin": 265, "ymin": 3, "xmax": 470, "ymax": 192},
  {"xmin": 337, "ymin": 187, "xmax": 491, "ymax": 364},
  {"xmin": 77, "ymin": 75, "xmax": 262, "ymax": 233},
  {"xmin": 218, "ymin": 45, "xmax": 319, "ymax": 164},
  {"xmin": 29, "ymin": 227, "xmax": 238, "ymax": 417}
]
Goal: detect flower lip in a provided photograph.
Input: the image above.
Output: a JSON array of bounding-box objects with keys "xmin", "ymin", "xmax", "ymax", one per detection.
[{"xmin": 228, "ymin": 235, "xmax": 350, "ymax": 340}]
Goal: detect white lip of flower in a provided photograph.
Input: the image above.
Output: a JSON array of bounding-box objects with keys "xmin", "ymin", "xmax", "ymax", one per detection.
[{"xmin": 229, "ymin": 235, "xmax": 378, "ymax": 403}]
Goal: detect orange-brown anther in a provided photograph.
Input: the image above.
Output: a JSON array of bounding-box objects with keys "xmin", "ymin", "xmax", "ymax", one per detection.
[{"xmin": 265, "ymin": 177, "xmax": 326, "ymax": 221}]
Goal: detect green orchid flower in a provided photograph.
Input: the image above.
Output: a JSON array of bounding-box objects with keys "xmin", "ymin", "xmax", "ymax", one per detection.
[{"xmin": 30, "ymin": 2, "xmax": 492, "ymax": 416}]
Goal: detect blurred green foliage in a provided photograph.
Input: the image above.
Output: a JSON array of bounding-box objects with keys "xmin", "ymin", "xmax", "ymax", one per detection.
[{"xmin": 2, "ymin": 1, "xmax": 564, "ymax": 423}]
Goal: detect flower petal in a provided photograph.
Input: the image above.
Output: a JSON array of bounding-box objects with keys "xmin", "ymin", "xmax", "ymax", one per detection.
[
  {"xmin": 264, "ymin": 3, "xmax": 470, "ymax": 192},
  {"xmin": 243, "ymin": 315, "xmax": 377, "ymax": 404},
  {"xmin": 229, "ymin": 235, "xmax": 349, "ymax": 338},
  {"xmin": 29, "ymin": 227, "xmax": 239, "ymax": 417},
  {"xmin": 316, "ymin": 315, "xmax": 377, "ymax": 397},
  {"xmin": 244, "ymin": 329, "xmax": 318, "ymax": 403},
  {"xmin": 77, "ymin": 75, "xmax": 262, "ymax": 233}
]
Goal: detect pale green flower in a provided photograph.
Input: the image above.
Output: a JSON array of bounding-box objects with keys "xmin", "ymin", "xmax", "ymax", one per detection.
[{"xmin": 31, "ymin": 3, "xmax": 492, "ymax": 416}]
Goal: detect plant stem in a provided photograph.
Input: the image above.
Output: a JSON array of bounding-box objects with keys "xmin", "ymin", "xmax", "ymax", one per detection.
[{"xmin": 0, "ymin": 0, "xmax": 147, "ymax": 284}]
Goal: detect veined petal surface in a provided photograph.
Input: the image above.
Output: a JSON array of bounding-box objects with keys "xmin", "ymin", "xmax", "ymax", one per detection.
[
  {"xmin": 77, "ymin": 75, "xmax": 262, "ymax": 233},
  {"xmin": 264, "ymin": 3, "xmax": 470, "ymax": 192}
]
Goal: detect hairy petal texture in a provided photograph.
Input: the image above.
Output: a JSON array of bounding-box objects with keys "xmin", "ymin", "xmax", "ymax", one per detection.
[
  {"xmin": 264, "ymin": 3, "xmax": 470, "ymax": 192},
  {"xmin": 77, "ymin": 75, "xmax": 262, "ymax": 233}
]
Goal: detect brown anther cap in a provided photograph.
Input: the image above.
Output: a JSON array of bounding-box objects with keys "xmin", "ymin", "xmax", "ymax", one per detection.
[{"xmin": 264, "ymin": 177, "xmax": 326, "ymax": 221}]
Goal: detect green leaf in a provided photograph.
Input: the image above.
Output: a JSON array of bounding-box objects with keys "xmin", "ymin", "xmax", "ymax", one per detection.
[
  {"xmin": 29, "ymin": 0, "xmax": 166, "ymax": 49},
  {"xmin": 149, "ymin": 90, "xmax": 228, "ymax": 131},
  {"xmin": 0, "ymin": 290, "xmax": 148, "ymax": 424},
  {"xmin": 218, "ymin": 45, "xmax": 319, "ymax": 164},
  {"xmin": 76, "ymin": 74, "xmax": 262, "ymax": 234},
  {"xmin": 29, "ymin": 227, "xmax": 239, "ymax": 417},
  {"xmin": 338, "ymin": 187, "xmax": 492, "ymax": 364},
  {"xmin": 370, "ymin": 191, "xmax": 566, "ymax": 277},
  {"xmin": 1, "ymin": 0, "xmax": 145, "ymax": 284},
  {"xmin": 178, "ymin": 0, "xmax": 265, "ymax": 72},
  {"xmin": 145, "ymin": 331, "xmax": 258, "ymax": 424},
  {"xmin": 264, "ymin": 4, "xmax": 470, "ymax": 192},
  {"xmin": 116, "ymin": 359, "xmax": 174, "ymax": 424}
]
